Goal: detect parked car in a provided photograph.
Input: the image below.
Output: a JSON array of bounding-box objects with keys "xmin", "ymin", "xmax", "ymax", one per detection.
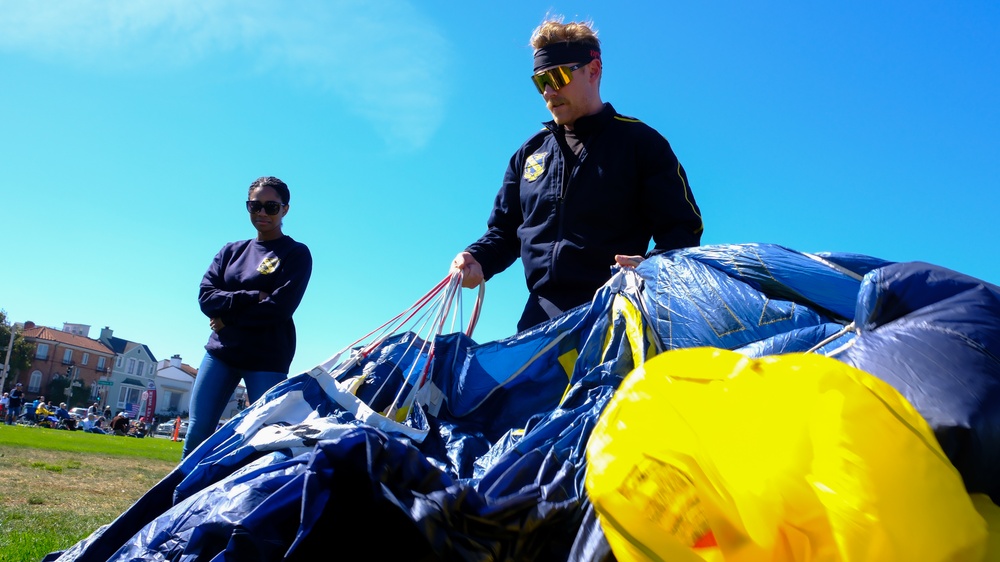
[
  {"xmin": 68, "ymin": 407, "xmax": 89, "ymax": 420},
  {"xmin": 155, "ymin": 419, "xmax": 190, "ymax": 438}
]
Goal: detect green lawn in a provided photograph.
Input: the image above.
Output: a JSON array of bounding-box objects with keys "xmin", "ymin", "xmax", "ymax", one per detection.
[{"xmin": 0, "ymin": 425, "xmax": 182, "ymax": 562}]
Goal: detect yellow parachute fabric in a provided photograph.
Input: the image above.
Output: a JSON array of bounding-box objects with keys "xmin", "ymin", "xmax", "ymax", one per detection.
[
  {"xmin": 585, "ymin": 348, "xmax": 990, "ymax": 562},
  {"xmin": 971, "ymin": 494, "xmax": 1000, "ymax": 559}
]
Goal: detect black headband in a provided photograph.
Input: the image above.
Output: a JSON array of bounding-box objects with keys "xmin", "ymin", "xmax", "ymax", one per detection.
[{"xmin": 533, "ymin": 41, "xmax": 601, "ymax": 73}]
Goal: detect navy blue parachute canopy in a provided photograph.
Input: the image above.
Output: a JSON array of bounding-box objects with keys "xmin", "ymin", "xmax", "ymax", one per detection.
[{"xmin": 47, "ymin": 243, "xmax": 999, "ymax": 561}]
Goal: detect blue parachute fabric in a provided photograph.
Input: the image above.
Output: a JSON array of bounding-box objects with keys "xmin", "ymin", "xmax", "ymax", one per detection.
[
  {"xmin": 810, "ymin": 250, "xmax": 894, "ymax": 277},
  {"xmin": 430, "ymin": 288, "xmax": 618, "ymax": 443},
  {"xmin": 837, "ymin": 261, "xmax": 1000, "ymax": 501},
  {"xmin": 123, "ymin": 453, "xmax": 307, "ymax": 560},
  {"xmin": 66, "ymin": 429, "xmax": 449, "ymax": 561},
  {"xmin": 334, "ymin": 331, "xmax": 431, "ymax": 413},
  {"xmin": 672, "ymin": 243, "xmax": 892, "ymax": 320},
  {"xmin": 49, "ymin": 243, "xmax": 1000, "ymax": 561},
  {"xmin": 432, "ymin": 304, "xmax": 592, "ymax": 414},
  {"xmin": 734, "ymin": 323, "xmax": 850, "ymax": 357},
  {"xmin": 417, "ymin": 369, "xmax": 622, "ymax": 559},
  {"xmin": 635, "ymin": 244, "xmax": 857, "ymax": 351},
  {"xmin": 173, "ymin": 374, "xmax": 365, "ymax": 503}
]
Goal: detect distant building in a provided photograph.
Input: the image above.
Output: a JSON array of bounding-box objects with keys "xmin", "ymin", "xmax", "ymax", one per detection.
[
  {"xmin": 154, "ymin": 354, "xmax": 197, "ymax": 417},
  {"xmin": 98, "ymin": 327, "xmax": 157, "ymax": 417},
  {"xmin": 18, "ymin": 321, "xmax": 115, "ymax": 406},
  {"xmin": 154, "ymin": 354, "xmax": 245, "ymax": 420},
  {"xmin": 61, "ymin": 323, "xmax": 91, "ymax": 337}
]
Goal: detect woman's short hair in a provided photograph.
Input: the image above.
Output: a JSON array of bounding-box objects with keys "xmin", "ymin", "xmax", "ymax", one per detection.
[{"xmin": 248, "ymin": 176, "xmax": 291, "ymax": 205}]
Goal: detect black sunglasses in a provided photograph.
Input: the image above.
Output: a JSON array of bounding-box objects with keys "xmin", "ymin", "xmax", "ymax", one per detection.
[
  {"xmin": 246, "ymin": 200, "xmax": 285, "ymax": 215},
  {"xmin": 530, "ymin": 62, "xmax": 587, "ymax": 94}
]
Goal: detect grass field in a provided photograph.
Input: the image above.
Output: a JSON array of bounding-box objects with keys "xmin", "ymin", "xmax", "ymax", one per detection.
[{"xmin": 0, "ymin": 425, "xmax": 182, "ymax": 562}]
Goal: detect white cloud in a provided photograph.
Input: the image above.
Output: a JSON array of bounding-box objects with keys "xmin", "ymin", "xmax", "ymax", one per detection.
[{"xmin": 0, "ymin": 0, "xmax": 451, "ymax": 150}]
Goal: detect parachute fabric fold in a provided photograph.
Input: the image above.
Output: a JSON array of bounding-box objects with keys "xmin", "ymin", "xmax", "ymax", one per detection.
[
  {"xmin": 585, "ymin": 348, "xmax": 989, "ymax": 562},
  {"xmin": 834, "ymin": 262, "xmax": 1000, "ymax": 500}
]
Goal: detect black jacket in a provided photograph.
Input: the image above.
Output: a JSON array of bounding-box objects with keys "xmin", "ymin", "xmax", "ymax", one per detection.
[{"xmin": 468, "ymin": 103, "xmax": 703, "ymax": 319}]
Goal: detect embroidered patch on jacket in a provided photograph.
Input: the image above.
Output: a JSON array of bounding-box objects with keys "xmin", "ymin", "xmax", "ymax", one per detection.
[
  {"xmin": 523, "ymin": 152, "xmax": 548, "ymax": 182},
  {"xmin": 257, "ymin": 257, "xmax": 280, "ymax": 274}
]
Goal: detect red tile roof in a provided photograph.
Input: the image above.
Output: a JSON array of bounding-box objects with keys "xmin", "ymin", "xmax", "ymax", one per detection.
[{"xmin": 22, "ymin": 326, "xmax": 115, "ymax": 355}]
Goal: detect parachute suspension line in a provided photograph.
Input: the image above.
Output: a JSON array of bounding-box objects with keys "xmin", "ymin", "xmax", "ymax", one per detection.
[
  {"xmin": 359, "ymin": 276, "xmax": 452, "ymax": 358},
  {"xmin": 309, "ymin": 271, "xmax": 485, "ymax": 421},
  {"xmin": 309, "ymin": 276, "xmax": 452, "ymax": 378},
  {"xmin": 386, "ymin": 273, "xmax": 467, "ymax": 418},
  {"xmin": 369, "ymin": 289, "xmax": 446, "ymax": 412},
  {"xmin": 435, "ymin": 273, "xmax": 462, "ymax": 336},
  {"xmin": 806, "ymin": 321, "xmax": 858, "ymax": 355},
  {"xmin": 389, "ymin": 273, "xmax": 485, "ymax": 419},
  {"xmin": 440, "ymin": 271, "xmax": 485, "ymax": 338},
  {"xmin": 466, "ymin": 282, "xmax": 486, "ymax": 337},
  {"xmin": 822, "ymin": 330, "xmax": 860, "ymax": 358},
  {"xmin": 448, "ymin": 277, "xmax": 463, "ymax": 335},
  {"xmin": 803, "ymin": 253, "xmax": 866, "ymax": 282},
  {"xmin": 503, "ymin": 330, "xmax": 574, "ymax": 387}
]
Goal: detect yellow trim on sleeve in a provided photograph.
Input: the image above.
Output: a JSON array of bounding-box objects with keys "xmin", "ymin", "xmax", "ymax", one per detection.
[{"xmin": 676, "ymin": 163, "xmax": 704, "ymax": 234}]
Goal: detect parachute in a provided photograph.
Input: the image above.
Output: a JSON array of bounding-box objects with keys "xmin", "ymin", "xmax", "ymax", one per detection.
[{"xmin": 46, "ymin": 243, "xmax": 1000, "ymax": 561}]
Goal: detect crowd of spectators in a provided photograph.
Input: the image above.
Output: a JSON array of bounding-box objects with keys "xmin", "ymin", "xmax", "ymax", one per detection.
[{"xmin": 1, "ymin": 397, "xmax": 155, "ymax": 437}]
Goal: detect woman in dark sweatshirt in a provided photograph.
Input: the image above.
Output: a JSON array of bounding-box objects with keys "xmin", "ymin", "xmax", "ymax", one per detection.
[{"xmin": 183, "ymin": 176, "xmax": 312, "ymax": 458}]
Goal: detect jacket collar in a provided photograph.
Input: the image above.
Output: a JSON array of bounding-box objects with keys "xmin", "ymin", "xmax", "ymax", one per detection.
[{"xmin": 544, "ymin": 102, "xmax": 616, "ymax": 136}]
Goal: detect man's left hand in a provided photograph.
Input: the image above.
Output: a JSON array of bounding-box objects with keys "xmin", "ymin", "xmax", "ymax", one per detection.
[{"xmin": 615, "ymin": 255, "xmax": 644, "ymax": 268}]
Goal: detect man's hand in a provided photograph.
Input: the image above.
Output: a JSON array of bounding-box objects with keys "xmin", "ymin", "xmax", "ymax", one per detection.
[
  {"xmin": 210, "ymin": 317, "xmax": 225, "ymax": 332},
  {"xmin": 451, "ymin": 251, "xmax": 484, "ymax": 289},
  {"xmin": 615, "ymin": 254, "xmax": 645, "ymax": 268}
]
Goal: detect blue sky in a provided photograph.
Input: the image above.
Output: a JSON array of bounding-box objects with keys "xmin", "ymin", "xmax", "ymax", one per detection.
[{"xmin": 2, "ymin": 1, "xmax": 998, "ymax": 377}]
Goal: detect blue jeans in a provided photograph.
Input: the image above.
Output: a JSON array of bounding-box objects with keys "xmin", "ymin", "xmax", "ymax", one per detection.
[{"xmin": 181, "ymin": 353, "xmax": 286, "ymax": 458}]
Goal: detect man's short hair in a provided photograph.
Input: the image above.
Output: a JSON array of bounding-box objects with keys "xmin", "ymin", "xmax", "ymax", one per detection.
[{"xmin": 530, "ymin": 18, "xmax": 600, "ymax": 51}]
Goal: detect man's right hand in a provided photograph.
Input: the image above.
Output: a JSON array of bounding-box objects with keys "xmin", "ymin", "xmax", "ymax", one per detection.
[{"xmin": 451, "ymin": 251, "xmax": 484, "ymax": 289}]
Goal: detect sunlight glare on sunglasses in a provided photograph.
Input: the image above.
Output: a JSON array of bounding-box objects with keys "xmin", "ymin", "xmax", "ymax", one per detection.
[
  {"xmin": 246, "ymin": 200, "xmax": 284, "ymax": 215},
  {"xmin": 531, "ymin": 62, "xmax": 586, "ymax": 94}
]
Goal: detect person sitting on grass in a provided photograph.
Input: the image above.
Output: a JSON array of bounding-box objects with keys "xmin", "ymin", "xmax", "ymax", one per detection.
[
  {"xmin": 35, "ymin": 400, "xmax": 57, "ymax": 428},
  {"xmin": 109, "ymin": 412, "xmax": 131, "ymax": 436},
  {"xmin": 136, "ymin": 416, "xmax": 150, "ymax": 438},
  {"xmin": 55, "ymin": 403, "xmax": 77, "ymax": 430},
  {"xmin": 126, "ymin": 418, "xmax": 147, "ymax": 438},
  {"xmin": 79, "ymin": 414, "xmax": 106, "ymax": 434}
]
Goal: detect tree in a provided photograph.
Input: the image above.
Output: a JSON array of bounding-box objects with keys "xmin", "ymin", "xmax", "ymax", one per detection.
[
  {"xmin": 67, "ymin": 380, "xmax": 91, "ymax": 406},
  {"xmin": 1, "ymin": 310, "xmax": 36, "ymax": 393},
  {"xmin": 47, "ymin": 376, "xmax": 70, "ymax": 404}
]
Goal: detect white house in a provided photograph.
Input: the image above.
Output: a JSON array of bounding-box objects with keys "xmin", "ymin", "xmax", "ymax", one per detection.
[
  {"xmin": 154, "ymin": 355, "xmax": 245, "ymax": 421},
  {"xmin": 154, "ymin": 355, "xmax": 197, "ymax": 417}
]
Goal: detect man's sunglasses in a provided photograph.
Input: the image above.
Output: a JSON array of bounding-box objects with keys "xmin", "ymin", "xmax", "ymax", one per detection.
[
  {"xmin": 530, "ymin": 62, "xmax": 586, "ymax": 94},
  {"xmin": 246, "ymin": 200, "xmax": 285, "ymax": 215}
]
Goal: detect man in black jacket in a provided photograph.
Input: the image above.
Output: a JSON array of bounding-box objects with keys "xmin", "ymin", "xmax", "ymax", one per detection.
[
  {"xmin": 451, "ymin": 18, "xmax": 703, "ymax": 331},
  {"xmin": 5, "ymin": 383, "xmax": 23, "ymax": 424}
]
